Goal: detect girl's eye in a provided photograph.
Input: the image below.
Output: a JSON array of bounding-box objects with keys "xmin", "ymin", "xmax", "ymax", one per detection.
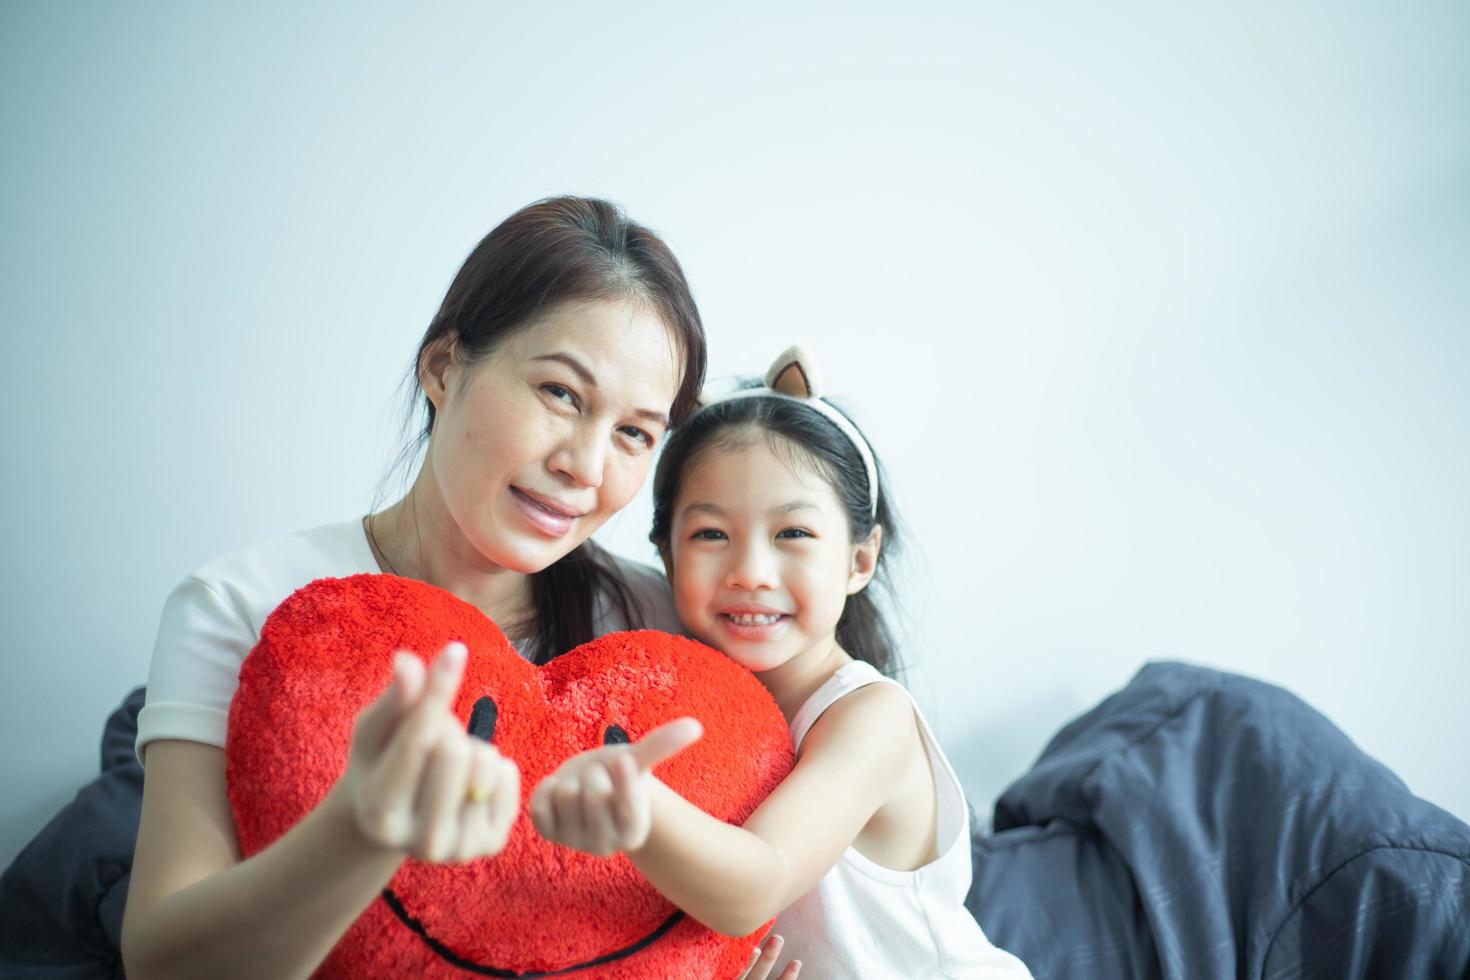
[
  {"xmin": 690, "ymin": 528, "xmax": 727, "ymax": 541},
  {"xmin": 777, "ymin": 528, "xmax": 814, "ymax": 540}
]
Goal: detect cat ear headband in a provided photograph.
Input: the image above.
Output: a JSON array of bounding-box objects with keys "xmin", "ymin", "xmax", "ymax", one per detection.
[{"xmin": 697, "ymin": 345, "xmax": 880, "ymax": 520}]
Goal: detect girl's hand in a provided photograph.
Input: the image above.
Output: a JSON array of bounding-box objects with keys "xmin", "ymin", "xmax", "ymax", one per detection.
[
  {"xmin": 336, "ymin": 642, "xmax": 521, "ymax": 862},
  {"xmin": 528, "ymin": 717, "xmax": 703, "ymax": 855},
  {"xmin": 737, "ymin": 934, "xmax": 801, "ymax": 980}
]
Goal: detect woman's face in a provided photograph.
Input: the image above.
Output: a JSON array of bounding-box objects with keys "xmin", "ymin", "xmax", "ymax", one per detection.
[{"xmin": 424, "ymin": 298, "xmax": 681, "ymax": 575}]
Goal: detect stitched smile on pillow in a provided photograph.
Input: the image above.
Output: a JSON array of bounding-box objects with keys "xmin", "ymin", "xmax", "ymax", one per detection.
[{"xmin": 226, "ymin": 574, "xmax": 794, "ymax": 979}]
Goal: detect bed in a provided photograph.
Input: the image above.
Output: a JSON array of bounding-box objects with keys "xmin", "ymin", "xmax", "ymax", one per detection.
[{"xmin": 4, "ymin": 664, "xmax": 1468, "ymax": 978}]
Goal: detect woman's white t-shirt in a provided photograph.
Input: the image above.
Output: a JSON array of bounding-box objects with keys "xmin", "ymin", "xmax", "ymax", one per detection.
[{"xmin": 137, "ymin": 518, "xmax": 682, "ymax": 760}]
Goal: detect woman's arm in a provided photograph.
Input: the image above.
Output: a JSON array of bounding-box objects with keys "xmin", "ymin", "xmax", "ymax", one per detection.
[
  {"xmin": 123, "ymin": 742, "xmax": 405, "ymax": 980},
  {"xmin": 532, "ymin": 682, "xmax": 918, "ymax": 936},
  {"xmin": 122, "ymin": 644, "xmax": 521, "ymax": 980}
]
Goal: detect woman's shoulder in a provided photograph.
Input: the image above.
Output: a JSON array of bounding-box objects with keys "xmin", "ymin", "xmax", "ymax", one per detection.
[
  {"xmin": 191, "ymin": 517, "xmax": 375, "ymax": 579},
  {"xmin": 184, "ymin": 518, "xmax": 378, "ymax": 624},
  {"xmin": 589, "ymin": 547, "xmax": 683, "ymax": 636},
  {"xmin": 141, "ymin": 518, "xmax": 380, "ymax": 757},
  {"xmin": 597, "ymin": 549, "xmax": 668, "ymax": 594}
]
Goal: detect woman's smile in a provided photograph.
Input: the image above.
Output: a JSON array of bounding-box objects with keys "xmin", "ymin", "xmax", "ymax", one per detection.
[
  {"xmin": 424, "ymin": 298, "xmax": 680, "ymax": 575},
  {"xmin": 510, "ymin": 486, "xmax": 587, "ymax": 539}
]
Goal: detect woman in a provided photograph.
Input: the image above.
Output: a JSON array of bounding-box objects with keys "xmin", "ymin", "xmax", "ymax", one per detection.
[{"xmin": 121, "ymin": 196, "xmax": 796, "ymax": 979}]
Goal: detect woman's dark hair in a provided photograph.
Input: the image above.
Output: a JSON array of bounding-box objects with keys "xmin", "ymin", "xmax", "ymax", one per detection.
[
  {"xmin": 395, "ymin": 196, "xmax": 706, "ymax": 664},
  {"xmin": 649, "ymin": 394, "xmax": 903, "ymax": 677}
]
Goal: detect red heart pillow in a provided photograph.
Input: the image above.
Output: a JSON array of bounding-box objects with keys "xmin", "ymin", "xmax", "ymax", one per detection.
[{"xmin": 226, "ymin": 574, "xmax": 794, "ymax": 978}]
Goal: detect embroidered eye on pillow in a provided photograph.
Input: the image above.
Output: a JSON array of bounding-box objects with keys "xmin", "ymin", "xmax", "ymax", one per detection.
[{"xmin": 226, "ymin": 574, "xmax": 795, "ymax": 979}]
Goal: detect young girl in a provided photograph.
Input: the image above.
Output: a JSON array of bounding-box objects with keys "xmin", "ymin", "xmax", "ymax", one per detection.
[{"xmin": 530, "ymin": 348, "xmax": 1034, "ymax": 979}]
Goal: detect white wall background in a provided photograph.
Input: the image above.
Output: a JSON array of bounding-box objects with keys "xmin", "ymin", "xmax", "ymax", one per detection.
[{"xmin": 2, "ymin": 1, "xmax": 1466, "ymax": 868}]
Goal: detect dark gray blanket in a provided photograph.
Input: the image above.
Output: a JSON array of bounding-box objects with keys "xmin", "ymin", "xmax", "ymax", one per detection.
[
  {"xmin": 0, "ymin": 688, "xmax": 141, "ymax": 979},
  {"xmin": 4, "ymin": 666, "xmax": 1469, "ymax": 978},
  {"xmin": 966, "ymin": 662, "xmax": 1470, "ymax": 979}
]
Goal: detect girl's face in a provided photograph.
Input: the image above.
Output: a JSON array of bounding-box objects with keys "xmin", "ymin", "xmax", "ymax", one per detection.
[
  {"xmin": 664, "ymin": 435, "xmax": 879, "ymax": 672},
  {"xmin": 424, "ymin": 297, "xmax": 681, "ymax": 575}
]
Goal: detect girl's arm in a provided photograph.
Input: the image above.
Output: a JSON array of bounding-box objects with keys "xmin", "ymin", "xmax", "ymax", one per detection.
[
  {"xmin": 531, "ymin": 682, "xmax": 919, "ymax": 936},
  {"xmin": 738, "ymin": 933, "xmax": 803, "ymax": 980},
  {"xmin": 122, "ymin": 645, "xmax": 521, "ymax": 980}
]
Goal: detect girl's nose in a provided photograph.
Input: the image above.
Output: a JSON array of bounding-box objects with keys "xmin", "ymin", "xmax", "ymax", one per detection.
[
  {"xmin": 550, "ymin": 424, "xmax": 606, "ymax": 489},
  {"xmin": 725, "ymin": 543, "xmax": 779, "ymax": 591}
]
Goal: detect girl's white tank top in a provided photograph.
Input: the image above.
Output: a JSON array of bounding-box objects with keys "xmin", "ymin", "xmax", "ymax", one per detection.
[{"xmin": 770, "ymin": 661, "xmax": 1034, "ymax": 979}]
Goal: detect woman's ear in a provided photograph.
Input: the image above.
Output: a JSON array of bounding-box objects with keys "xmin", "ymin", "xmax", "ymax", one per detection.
[
  {"xmin": 417, "ymin": 333, "xmax": 461, "ymax": 411},
  {"xmin": 657, "ymin": 543, "xmax": 675, "ymax": 583},
  {"xmin": 846, "ymin": 524, "xmax": 883, "ymax": 595}
]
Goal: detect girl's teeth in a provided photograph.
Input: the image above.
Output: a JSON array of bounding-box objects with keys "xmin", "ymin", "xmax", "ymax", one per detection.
[{"xmin": 728, "ymin": 613, "xmax": 781, "ymax": 626}]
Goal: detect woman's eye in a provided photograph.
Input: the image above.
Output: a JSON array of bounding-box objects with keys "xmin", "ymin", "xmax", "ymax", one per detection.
[
  {"xmin": 777, "ymin": 528, "xmax": 814, "ymax": 540},
  {"xmin": 690, "ymin": 528, "xmax": 727, "ymax": 541},
  {"xmin": 542, "ymin": 383, "xmax": 578, "ymax": 407},
  {"xmin": 619, "ymin": 425, "xmax": 655, "ymax": 448}
]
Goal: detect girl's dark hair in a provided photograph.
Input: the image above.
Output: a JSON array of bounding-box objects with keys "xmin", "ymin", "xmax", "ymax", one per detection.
[
  {"xmin": 398, "ymin": 196, "xmax": 706, "ymax": 664},
  {"xmin": 649, "ymin": 394, "xmax": 903, "ymax": 677}
]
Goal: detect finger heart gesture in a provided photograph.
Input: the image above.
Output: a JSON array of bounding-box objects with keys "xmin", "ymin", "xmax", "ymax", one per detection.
[
  {"xmin": 342, "ymin": 642, "xmax": 522, "ymax": 863},
  {"xmin": 529, "ymin": 716, "xmax": 703, "ymax": 855}
]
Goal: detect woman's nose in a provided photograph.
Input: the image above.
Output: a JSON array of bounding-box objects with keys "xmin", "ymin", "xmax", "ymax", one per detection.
[
  {"xmin": 550, "ymin": 425, "xmax": 606, "ymax": 489},
  {"xmin": 725, "ymin": 543, "xmax": 779, "ymax": 591}
]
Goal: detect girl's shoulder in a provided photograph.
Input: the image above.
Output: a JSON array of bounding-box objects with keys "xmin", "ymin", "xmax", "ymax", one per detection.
[{"xmin": 792, "ymin": 662, "xmax": 919, "ymax": 756}]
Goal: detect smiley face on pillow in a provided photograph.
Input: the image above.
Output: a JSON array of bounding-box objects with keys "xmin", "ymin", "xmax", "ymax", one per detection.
[{"xmin": 226, "ymin": 574, "xmax": 794, "ymax": 978}]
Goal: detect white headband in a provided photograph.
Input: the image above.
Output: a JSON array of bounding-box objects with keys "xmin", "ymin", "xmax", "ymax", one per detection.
[{"xmin": 697, "ymin": 346, "xmax": 880, "ymax": 521}]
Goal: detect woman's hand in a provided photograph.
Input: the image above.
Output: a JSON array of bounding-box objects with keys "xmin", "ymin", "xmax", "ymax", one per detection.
[
  {"xmin": 528, "ymin": 716, "xmax": 702, "ymax": 855},
  {"xmin": 336, "ymin": 641, "xmax": 521, "ymax": 862},
  {"xmin": 737, "ymin": 934, "xmax": 802, "ymax": 980}
]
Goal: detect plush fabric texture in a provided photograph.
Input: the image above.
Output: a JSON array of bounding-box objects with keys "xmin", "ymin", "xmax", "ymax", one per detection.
[{"xmin": 225, "ymin": 574, "xmax": 794, "ymax": 979}]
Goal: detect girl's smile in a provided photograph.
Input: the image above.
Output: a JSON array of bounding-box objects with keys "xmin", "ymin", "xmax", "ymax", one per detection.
[
  {"xmin": 717, "ymin": 603, "xmax": 795, "ymax": 641},
  {"xmin": 664, "ymin": 435, "xmax": 878, "ymax": 676}
]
